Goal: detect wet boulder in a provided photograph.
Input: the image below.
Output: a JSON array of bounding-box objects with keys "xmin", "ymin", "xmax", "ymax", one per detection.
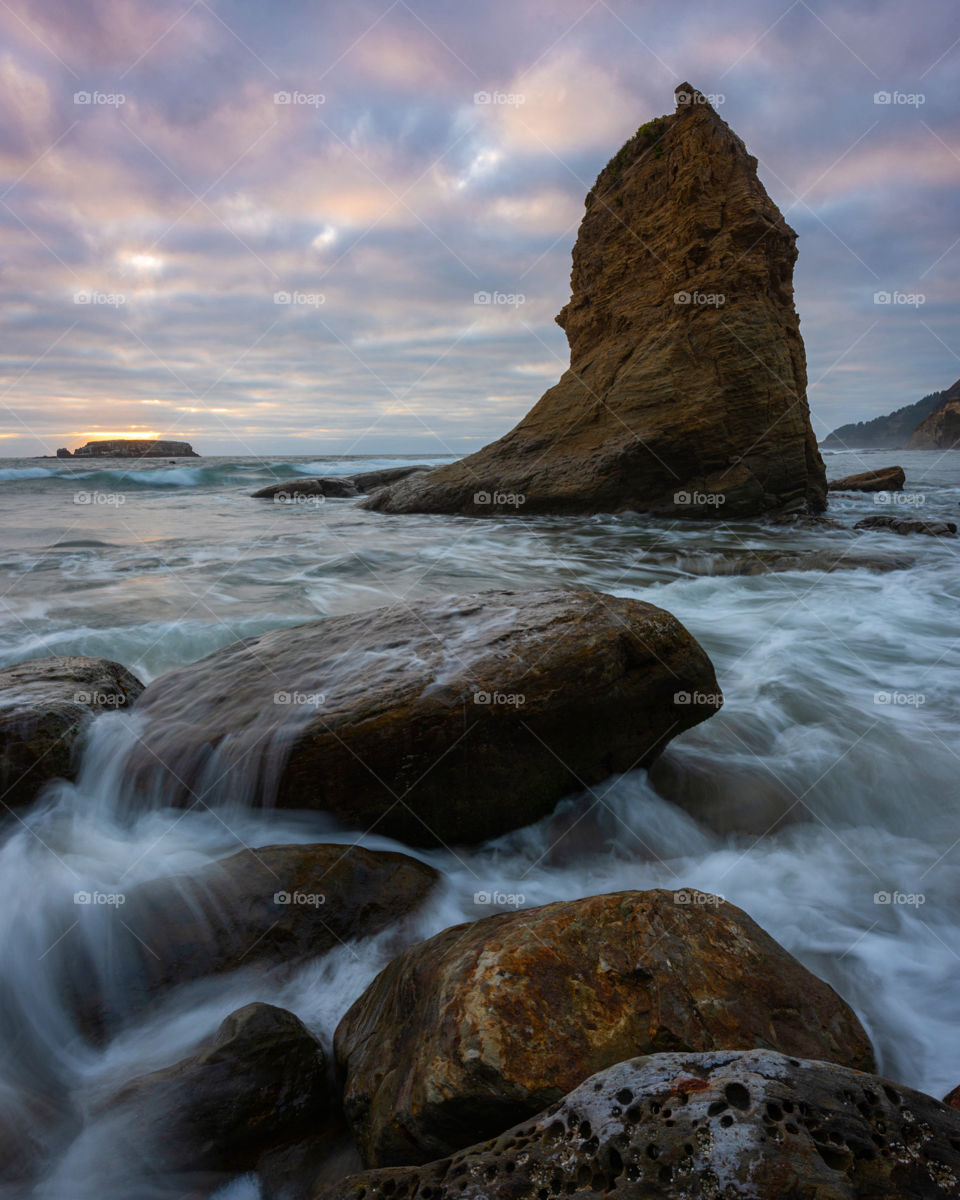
[
  {"xmin": 313, "ymin": 1049, "xmax": 960, "ymax": 1200},
  {"xmin": 335, "ymin": 889, "xmax": 875, "ymax": 1167},
  {"xmin": 828, "ymin": 466, "xmax": 905, "ymax": 492},
  {"xmin": 855, "ymin": 514, "xmax": 957, "ymax": 537},
  {"xmin": 252, "ymin": 477, "xmax": 360, "ymax": 499},
  {"xmin": 0, "ymin": 656, "xmax": 143, "ymax": 810},
  {"xmin": 126, "ymin": 590, "xmax": 721, "ymax": 847}
]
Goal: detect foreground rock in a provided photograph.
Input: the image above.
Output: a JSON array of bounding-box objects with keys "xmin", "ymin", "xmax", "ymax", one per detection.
[
  {"xmin": 855, "ymin": 514, "xmax": 957, "ymax": 538},
  {"xmin": 364, "ymin": 83, "xmax": 826, "ymax": 518},
  {"xmin": 71, "ymin": 438, "xmax": 199, "ymax": 457},
  {"xmin": 314, "ymin": 1049, "xmax": 960, "ymax": 1200},
  {"xmin": 98, "ymin": 1004, "xmax": 328, "ymax": 1184},
  {"xmin": 827, "ymin": 466, "xmax": 905, "ymax": 492},
  {"xmin": 64, "ymin": 843, "xmax": 437, "ymax": 1032},
  {"xmin": 0, "ymin": 656, "xmax": 144, "ymax": 810},
  {"xmin": 126, "ymin": 590, "xmax": 721, "ymax": 846},
  {"xmin": 335, "ymin": 889, "xmax": 874, "ymax": 1167},
  {"xmin": 252, "ymin": 466, "xmax": 429, "ymax": 500}
]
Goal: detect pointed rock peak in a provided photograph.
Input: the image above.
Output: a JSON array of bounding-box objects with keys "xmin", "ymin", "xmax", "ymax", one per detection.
[{"xmin": 674, "ymin": 82, "xmax": 711, "ymax": 112}]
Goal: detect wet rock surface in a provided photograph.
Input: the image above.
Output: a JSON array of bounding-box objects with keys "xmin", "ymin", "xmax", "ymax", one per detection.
[
  {"xmin": 335, "ymin": 889, "xmax": 875, "ymax": 1167},
  {"xmin": 828, "ymin": 466, "xmax": 905, "ymax": 492},
  {"xmin": 125, "ymin": 590, "xmax": 721, "ymax": 847},
  {"xmin": 855, "ymin": 514, "xmax": 957, "ymax": 537},
  {"xmin": 0, "ymin": 656, "xmax": 144, "ymax": 810},
  {"xmin": 314, "ymin": 1049, "xmax": 960, "ymax": 1200},
  {"xmin": 252, "ymin": 466, "xmax": 429, "ymax": 499}
]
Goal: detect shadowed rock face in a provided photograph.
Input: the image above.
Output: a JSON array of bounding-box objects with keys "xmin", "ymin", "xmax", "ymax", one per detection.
[
  {"xmin": 312, "ymin": 1050, "xmax": 960, "ymax": 1200},
  {"xmin": 0, "ymin": 656, "xmax": 144, "ymax": 809},
  {"xmin": 335, "ymin": 890, "xmax": 875, "ymax": 1168},
  {"xmin": 909, "ymin": 377, "xmax": 960, "ymax": 448},
  {"xmin": 123, "ymin": 590, "xmax": 721, "ymax": 847},
  {"xmin": 364, "ymin": 83, "xmax": 826, "ymax": 519},
  {"xmin": 855, "ymin": 514, "xmax": 957, "ymax": 538}
]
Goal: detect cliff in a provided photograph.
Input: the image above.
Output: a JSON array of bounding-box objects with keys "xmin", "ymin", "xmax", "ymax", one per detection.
[
  {"xmin": 907, "ymin": 378, "xmax": 960, "ymax": 449},
  {"xmin": 823, "ymin": 390, "xmax": 944, "ymax": 449}
]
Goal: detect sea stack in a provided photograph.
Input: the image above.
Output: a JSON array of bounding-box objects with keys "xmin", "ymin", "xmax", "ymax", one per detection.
[{"xmin": 365, "ymin": 83, "xmax": 826, "ymax": 518}]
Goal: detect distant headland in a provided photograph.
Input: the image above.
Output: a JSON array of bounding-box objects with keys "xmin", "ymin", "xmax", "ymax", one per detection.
[{"xmin": 52, "ymin": 439, "xmax": 200, "ymax": 459}]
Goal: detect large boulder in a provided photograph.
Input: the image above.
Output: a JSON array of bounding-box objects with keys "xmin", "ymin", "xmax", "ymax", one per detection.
[
  {"xmin": 94, "ymin": 1003, "xmax": 329, "ymax": 1184},
  {"xmin": 313, "ymin": 1050, "xmax": 960, "ymax": 1200},
  {"xmin": 252, "ymin": 477, "xmax": 361, "ymax": 499},
  {"xmin": 124, "ymin": 590, "xmax": 721, "ymax": 846},
  {"xmin": 855, "ymin": 514, "xmax": 957, "ymax": 537},
  {"xmin": 363, "ymin": 83, "xmax": 826, "ymax": 518},
  {"xmin": 0, "ymin": 655, "xmax": 144, "ymax": 809},
  {"xmin": 334, "ymin": 889, "xmax": 874, "ymax": 1167},
  {"xmin": 827, "ymin": 466, "xmax": 905, "ymax": 492},
  {"xmin": 62, "ymin": 843, "xmax": 437, "ymax": 1033}
]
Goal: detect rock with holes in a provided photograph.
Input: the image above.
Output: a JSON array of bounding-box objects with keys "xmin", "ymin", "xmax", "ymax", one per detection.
[
  {"xmin": 312, "ymin": 1049, "xmax": 960, "ymax": 1200},
  {"xmin": 334, "ymin": 890, "xmax": 875, "ymax": 1168},
  {"xmin": 58, "ymin": 843, "xmax": 437, "ymax": 1035},
  {"xmin": 0, "ymin": 655, "xmax": 144, "ymax": 810},
  {"xmin": 362, "ymin": 83, "xmax": 826, "ymax": 518},
  {"xmin": 827, "ymin": 466, "xmax": 905, "ymax": 492},
  {"xmin": 123, "ymin": 590, "xmax": 720, "ymax": 846}
]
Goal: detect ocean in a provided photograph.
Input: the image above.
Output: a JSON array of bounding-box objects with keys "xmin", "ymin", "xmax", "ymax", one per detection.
[{"xmin": 1, "ymin": 447, "xmax": 958, "ymax": 1198}]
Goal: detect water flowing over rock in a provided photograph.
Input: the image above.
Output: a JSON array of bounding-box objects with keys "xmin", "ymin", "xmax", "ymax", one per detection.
[
  {"xmin": 0, "ymin": 656, "xmax": 144, "ymax": 809},
  {"xmin": 364, "ymin": 83, "xmax": 826, "ymax": 518},
  {"xmin": 312, "ymin": 1050, "xmax": 960, "ymax": 1200},
  {"xmin": 251, "ymin": 467, "xmax": 431, "ymax": 500},
  {"xmin": 827, "ymin": 466, "xmax": 905, "ymax": 492},
  {"xmin": 335, "ymin": 889, "xmax": 874, "ymax": 1167},
  {"xmin": 123, "ymin": 590, "xmax": 721, "ymax": 846},
  {"xmin": 59, "ymin": 843, "xmax": 437, "ymax": 1034}
]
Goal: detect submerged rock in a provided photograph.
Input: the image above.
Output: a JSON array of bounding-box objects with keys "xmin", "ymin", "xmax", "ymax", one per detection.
[
  {"xmin": 855, "ymin": 514, "xmax": 957, "ymax": 537},
  {"xmin": 125, "ymin": 590, "xmax": 721, "ymax": 846},
  {"xmin": 0, "ymin": 656, "xmax": 144, "ymax": 810},
  {"xmin": 364, "ymin": 83, "xmax": 825, "ymax": 518},
  {"xmin": 335, "ymin": 889, "xmax": 874, "ymax": 1167},
  {"xmin": 251, "ymin": 466, "xmax": 429, "ymax": 500},
  {"xmin": 827, "ymin": 466, "xmax": 905, "ymax": 492},
  {"xmin": 313, "ymin": 1049, "xmax": 960, "ymax": 1200},
  {"xmin": 64, "ymin": 843, "xmax": 437, "ymax": 1032},
  {"xmin": 98, "ymin": 1003, "xmax": 328, "ymax": 1183}
]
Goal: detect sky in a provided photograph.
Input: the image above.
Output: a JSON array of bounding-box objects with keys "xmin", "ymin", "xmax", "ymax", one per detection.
[{"xmin": 0, "ymin": 0, "xmax": 957, "ymax": 457}]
